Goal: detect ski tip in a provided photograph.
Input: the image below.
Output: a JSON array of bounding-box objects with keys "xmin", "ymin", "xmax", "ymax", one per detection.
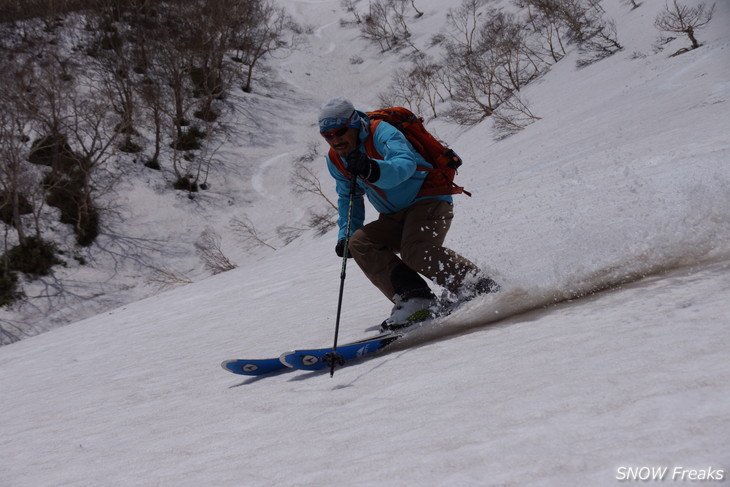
[
  {"xmin": 221, "ymin": 359, "xmax": 234, "ymax": 370},
  {"xmin": 279, "ymin": 351, "xmax": 296, "ymax": 368},
  {"xmin": 221, "ymin": 358, "xmax": 289, "ymax": 376},
  {"xmin": 221, "ymin": 360, "xmax": 248, "ymax": 375}
]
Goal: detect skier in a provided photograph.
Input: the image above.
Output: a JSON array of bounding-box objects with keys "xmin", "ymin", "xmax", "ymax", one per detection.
[{"xmin": 318, "ymin": 97, "xmax": 499, "ymax": 330}]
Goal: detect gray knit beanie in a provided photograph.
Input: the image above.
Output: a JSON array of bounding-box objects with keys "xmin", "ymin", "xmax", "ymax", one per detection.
[{"xmin": 318, "ymin": 97, "xmax": 362, "ymax": 133}]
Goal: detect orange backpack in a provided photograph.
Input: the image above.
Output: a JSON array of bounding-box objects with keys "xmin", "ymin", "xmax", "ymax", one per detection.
[{"xmin": 329, "ymin": 107, "xmax": 471, "ymax": 198}]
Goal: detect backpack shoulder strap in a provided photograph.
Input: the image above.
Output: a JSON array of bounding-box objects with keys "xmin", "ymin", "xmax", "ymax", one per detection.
[
  {"xmin": 364, "ymin": 120, "xmax": 382, "ymax": 160},
  {"xmin": 328, "ymin": 147, "xmax": 346, "ymax": 175},
  {"xmin": 329, "ymin": 119, "xmax": 382, "ymax": 166},
  {"xmin": 328, "ymin": 143, "xmax": 387, "ymax": 199}
]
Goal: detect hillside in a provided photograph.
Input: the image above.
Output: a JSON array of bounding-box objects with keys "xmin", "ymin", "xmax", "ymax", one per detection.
[{"xmin": 1, "ymin": 0, "xmax": 729, "ymax": 485}]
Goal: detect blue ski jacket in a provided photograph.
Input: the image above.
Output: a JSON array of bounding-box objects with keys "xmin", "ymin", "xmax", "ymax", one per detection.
[{"xmin": 326, "ymin": 110, "xmax": 452, "ymax": 240}]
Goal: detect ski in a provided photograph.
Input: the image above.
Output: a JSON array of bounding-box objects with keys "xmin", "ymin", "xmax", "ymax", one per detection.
[
  {"xmin": 221, "ymin": 357, "xmax": 288, "ymax": 376},
  {"xmin": 280, "ymin": 332, "xmax": 402, "ymax": 371},
  {"xmin": 221, "ymin": 298, "xmax": 471, "ymax": 377},
  {"xmin": 220, "ymin": 332, "xmax": 400, "ymax": 376}
]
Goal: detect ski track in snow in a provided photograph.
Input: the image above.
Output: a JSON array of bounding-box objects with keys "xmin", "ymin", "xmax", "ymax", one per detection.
[{"xmin": 251, "ymin": 152, "xmax": 290, "ymax": 198}]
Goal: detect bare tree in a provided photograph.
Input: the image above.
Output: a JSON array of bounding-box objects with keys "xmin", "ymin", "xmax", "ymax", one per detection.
[
  {"xmin": 279, "ymin": 143, "xmax": 338, "ymax": 243},
  {"xmin": 513, "ymin": 0, "xmax": 568, "ymax": 63},
  {"xmin": 655, "ymin": 0, "xmax": 715, "ymax": 49},
  {"xmin": 0, "ymin": 318, "xmax": 32, "ymax": 345},
  {"xmin": 379, "ymin": 65, "xmax": 428, "ymax": 115},
  {"xmin": 445, "ymin": 0, "xmax": 489, "ymax": 56},
  {"xmin": 0, "ymin": 51, "xmax": 65, "ymax": 294},
  {"xmin": 444, "ymin": 47, "xmax": 502, "ymax": 124},
  {"xmin": 195, "ymin": 227, "xmax": 237, "ymax": 274},
  {"xmin": 341, "ymin": 0, "xmax": 364, "ymax": 24},
  {"xmin": 231, "ymin": 0, "xmax": 293, "ymax": 93},
  {"xmin": 275, "ymin": 224, "xmax": 306, "ymax": 245},
  {"xmin": 443, "ymin": 0, "xmax": 616, "ymax": 125},
  {"xmin": 359, "ymin": 0, "xmax": 418, "ymax": 52},
  {"xmin": 390, "ymin": 0, "xmax": 419, "ymax": 51},
  {"xmin": 442, "ymin": 0, "xmax": 502, "ymax": 124},
  {"xmin": 85, "ymin": 8, "xmax": 139, "ymax": 141},
  {"xmin": 380, "ymin": 56, "xmax": 445, "ymax": 118},
  {"xmin": 61, "ymin": 89, "xmax": 121, "ymax": 245},
  {"xmin": 135, "ymin": 3, "xmax": 203, "ymax": 188},
  {"xmin": 134, "ymin": 71, "xmax": 165, "ymax": 169},
  {"xmin": 0, "ymin": 104, "xmax": 32, "ymax": 247},
  {"xmin": 128, "ymin": 9, "xmax": 167, "ymax": 169},
  {"xmin": 10, "ymin": 46, "xmax": 97, "ymax": 246},
  {"xmin": 444, "ymin": 3, "xmax": 545, "ymax": 125},
  {"xmin": 492, "ymin": 92, "xmax": 541, "ymax": 139},
  {"xmin": 555, "ymin": 0, "xmax": 602, "ymax": 44},
  {"xmin": 16, "ymin": 53, "xmax": 73, "ymax": 163},
  {"xmin": 148, "ymin": 265, "xmax": 193, "ymax": 291},
  {"xmin": 290, "ymin": 143, "xmax": 337, "ymax": 211},
  {"xmin": 159, "ymin": 19, "xmax": 199, "ymax": 155},
  {"xmin": 8, "ymin": 30, "xmax": 121, "ymax": 247},
  {"xmin": 410, "ymin": 0, "xmax": 424, "ymax": 18},
  {"xmin": 0, "ymin": 54, "xmax": 51, "ymax": 244},
  {"xmin": 188, "ymin": 0, "xmax": 239, "ymax": 122},
  {"xmin": 576, "ymin": 16, "xmax": 623, "ymax": 67},
  {"xmin": 230, "ymin": 215, "xmax": 277, "ymax": 251},
  {"xmin": 414, "ymin": 58, "xmax": 448, "ymax": 117},
  {"xmin": 514, "ymin": 0, "xmax": 622, "ymax": 68},
  {"xmin": 361, "ymin": 0, "xmax": 397, "ymax": 51},
  {"xmin": 478, "ymin": 10, "xmax": 543, "ymax": 92},
  {"xmin": 306, "ymin": 207, "xmax": 337, "ymax": 236}
]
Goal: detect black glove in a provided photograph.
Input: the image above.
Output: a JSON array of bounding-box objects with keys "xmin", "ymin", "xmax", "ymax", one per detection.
[
  {"xmin": 335, "ymin": 239, "xmax": 353, "ymax": 258},
  {"xmin": 345, "ymin": 151, "xmax": 380, "ymax": 182}
]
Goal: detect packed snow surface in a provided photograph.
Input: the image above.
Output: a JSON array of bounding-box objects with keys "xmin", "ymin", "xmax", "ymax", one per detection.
[{"xmin": 1, "ymin": 0, "xmax": 729, "ymax": 485}]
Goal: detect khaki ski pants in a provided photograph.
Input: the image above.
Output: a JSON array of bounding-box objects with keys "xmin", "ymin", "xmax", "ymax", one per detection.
[{"xmin": 348, "ymin": 199, "xmax": 479, "ymax": 301}]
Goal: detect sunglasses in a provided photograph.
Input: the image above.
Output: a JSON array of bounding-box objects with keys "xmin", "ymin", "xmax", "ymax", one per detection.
[
  {"xmin": 321, "ymin": 125, "xmax": 350, "ymax": 140},
  {"xmin": 320, "ymin": 110, "xmax": 356, "ymax": 140}
]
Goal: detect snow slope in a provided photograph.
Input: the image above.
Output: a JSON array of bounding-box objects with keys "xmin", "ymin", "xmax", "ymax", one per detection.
[{"xmin": 1, "ymin": 0, "xmax": 729, "ymax": 485}]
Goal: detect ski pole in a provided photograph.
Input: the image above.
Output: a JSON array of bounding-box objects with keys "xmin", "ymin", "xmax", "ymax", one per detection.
[{"xmin": 325, "ymin": 174, "xmax": 358, "ymax": 377}]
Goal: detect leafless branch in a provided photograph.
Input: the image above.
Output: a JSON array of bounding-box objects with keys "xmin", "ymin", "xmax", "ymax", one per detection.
[
  {"xmin": 195, "ymin": 227, "xmax": 237, "ymax": 274},
  {"xmin": 230, "ymin": 215, "xmax": 277, "ymax": 251}
]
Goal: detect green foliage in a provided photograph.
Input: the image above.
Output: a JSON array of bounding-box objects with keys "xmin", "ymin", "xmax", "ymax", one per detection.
[
  {"xmin": 173, "ymin": 175, "xmax": 199, "ymax": 192},
  {"xmin": 28, "ymin": 134, "xmax": 78, "ymax": 173},
  {"xmin": 41, "ymin": 159, "xmax": 100, "ymax": 247},
  {"xmin": 118, "ymin": 137, "xmax": 143, "ymax": 154},
  {"xmin": 0, "ymin": 192, "xmax": 33, "ymax": 226},
  {"xmin": 72, "ymin": 204, "xmax": 100, "ymax": 247},
  {"xmin": 145, "ymin": 158, "xmax": 161, "ymax": 170},
  {"xmin": 4, "ymin": 237, "xmax": 62, "ymax": 277},
  {"xmin": 0, "ymin": 270, "xmax": 23, "ymax": 308},
  {"xmin": 189, "ymin": 66, "xmax": 225, "ymax": 100},
  {"xmin": 171, "ymin": 126, "xmax": 206, "ymax": 151},
  {"xmin": 194, "ymin": 107, "xmax": 219, "ymax": 123},
  {"xmin": 29, "ymin": 132, "xmax": 100, "ymax": 247}
]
